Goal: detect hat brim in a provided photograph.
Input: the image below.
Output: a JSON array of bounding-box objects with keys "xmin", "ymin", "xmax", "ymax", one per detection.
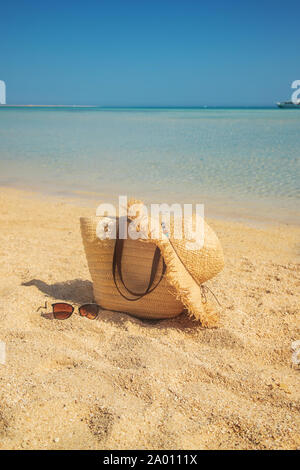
[{"xmin": 149, "ymin": 234, "xmax": 220, "ymax": 327}]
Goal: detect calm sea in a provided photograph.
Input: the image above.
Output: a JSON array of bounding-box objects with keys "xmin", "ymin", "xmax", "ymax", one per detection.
[{"xmin": 0, "ymin": 107, "xmax": 299, "ymax": 224}]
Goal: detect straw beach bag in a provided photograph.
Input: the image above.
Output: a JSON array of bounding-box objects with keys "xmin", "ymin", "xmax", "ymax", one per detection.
[
  {"xmin": 80, "ymin": 200, "xmax": 224, "ymax": 326},
  {"xmin": 80, "ymin": 217, "xmax": 183, "ymax": 319}
]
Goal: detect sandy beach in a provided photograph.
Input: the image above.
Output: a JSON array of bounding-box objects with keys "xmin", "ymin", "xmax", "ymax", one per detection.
[{"xmin": 0, "ymin": 187, "xmax": 299, "ymax": 450}]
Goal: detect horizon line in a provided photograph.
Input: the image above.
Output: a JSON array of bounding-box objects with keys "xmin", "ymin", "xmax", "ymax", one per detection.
[{"xmin": 0, "ymin": 104, "xmax": 279, "ymax": 108}]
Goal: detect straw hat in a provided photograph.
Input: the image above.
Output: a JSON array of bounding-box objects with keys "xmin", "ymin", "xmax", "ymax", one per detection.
[{"xmin": 80, "ymin": 199, "xmax": 224, "ymax": 327}]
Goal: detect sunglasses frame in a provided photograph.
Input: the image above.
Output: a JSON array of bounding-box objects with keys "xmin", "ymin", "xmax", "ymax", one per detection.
[{"xmin": 50, "ymin": 302, "xmax": 100, "ymax": 320}]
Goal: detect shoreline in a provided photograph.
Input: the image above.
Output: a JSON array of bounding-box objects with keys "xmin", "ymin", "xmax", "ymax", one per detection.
[
  {"xmin": 0, "ymin": 182, "xmax": 299, "ymax": 229},
  {"xmin": 1, "ymin": 107, "xmax": 299, "ymax": 229}
]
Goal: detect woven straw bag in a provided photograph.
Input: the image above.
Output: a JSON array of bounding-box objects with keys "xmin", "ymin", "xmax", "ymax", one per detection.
[
  {"xmin": 80, "ymin": 217, "xmax": 184, "ymax": 319},
  {"xmin": 80, "ymin": 200, "xmax": 224, "ymax": 326}
]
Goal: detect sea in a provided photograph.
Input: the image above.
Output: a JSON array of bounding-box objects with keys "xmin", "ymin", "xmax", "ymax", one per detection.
[{"xmin": 0, "ymin": 106, "xmax": 299, "ymax": 224}]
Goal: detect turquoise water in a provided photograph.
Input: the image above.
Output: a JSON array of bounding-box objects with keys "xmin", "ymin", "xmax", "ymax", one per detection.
[{"xmin": 0, "ymin": 107, "xmax": 299, "ymax": 223}]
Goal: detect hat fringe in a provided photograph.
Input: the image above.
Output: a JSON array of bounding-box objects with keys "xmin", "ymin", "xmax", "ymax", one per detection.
[
  {"xmin": 153, "ymin": 238, "xmax": 220, "ymax": 327},
  {"xmin": 126, "ymin": 201, "xmax": 220, "ymax": 327}
]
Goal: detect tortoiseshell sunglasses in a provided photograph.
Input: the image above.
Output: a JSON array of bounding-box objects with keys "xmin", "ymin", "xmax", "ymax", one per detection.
[{"xmin": 37, "ymin": 302, "xmax": 100, "ymax": 320}]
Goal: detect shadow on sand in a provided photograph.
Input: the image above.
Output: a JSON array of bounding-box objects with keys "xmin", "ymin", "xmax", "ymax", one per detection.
[{"xmin": 22, "ymin": 279, "xmax": 94, "ymax": 304}]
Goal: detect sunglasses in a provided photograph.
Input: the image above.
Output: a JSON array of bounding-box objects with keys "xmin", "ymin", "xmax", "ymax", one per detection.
[{"xmin": 37, "ymin": 302, "xmax": 100, "ymax": 320}]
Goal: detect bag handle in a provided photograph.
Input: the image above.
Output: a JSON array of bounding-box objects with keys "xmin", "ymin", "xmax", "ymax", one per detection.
[{"xmin": 112, "ymin": 236, "xmax": 166, "ymax": 302}]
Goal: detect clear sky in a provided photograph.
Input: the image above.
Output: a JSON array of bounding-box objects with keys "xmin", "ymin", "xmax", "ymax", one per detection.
[{"xmin": 0, "ymin": 0, "xmax": 299, "ymax": 106}]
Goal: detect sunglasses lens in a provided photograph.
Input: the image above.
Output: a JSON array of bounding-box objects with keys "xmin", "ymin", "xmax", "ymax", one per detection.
[
  {"xmin": 79, "ymin": 304, "xmax": 99, "ymax": 320},
  {"xmin": 52, "ymin": 303, "xmax": 73, "ymax": 320}
]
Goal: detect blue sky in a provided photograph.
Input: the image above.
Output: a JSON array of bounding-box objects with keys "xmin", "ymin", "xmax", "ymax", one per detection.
[{"xmin": 0, "ymin": 0, "xmax": 299, "ymax": 106}]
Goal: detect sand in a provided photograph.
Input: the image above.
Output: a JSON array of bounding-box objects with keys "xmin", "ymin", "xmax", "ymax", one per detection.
[{"xmin": 0, "ymin": 187, "xmax": 299, "ymax": 450}]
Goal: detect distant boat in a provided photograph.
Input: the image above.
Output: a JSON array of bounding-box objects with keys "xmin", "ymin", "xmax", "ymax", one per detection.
[{"xmin": 277, "ymin": 101, "xmax": 300, "ymax": 109}]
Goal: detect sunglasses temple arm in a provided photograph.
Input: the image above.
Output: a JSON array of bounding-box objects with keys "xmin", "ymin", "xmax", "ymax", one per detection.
[{"xmin": 36, "ymin": 301, "xmax": 48, "ymax": 312}]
